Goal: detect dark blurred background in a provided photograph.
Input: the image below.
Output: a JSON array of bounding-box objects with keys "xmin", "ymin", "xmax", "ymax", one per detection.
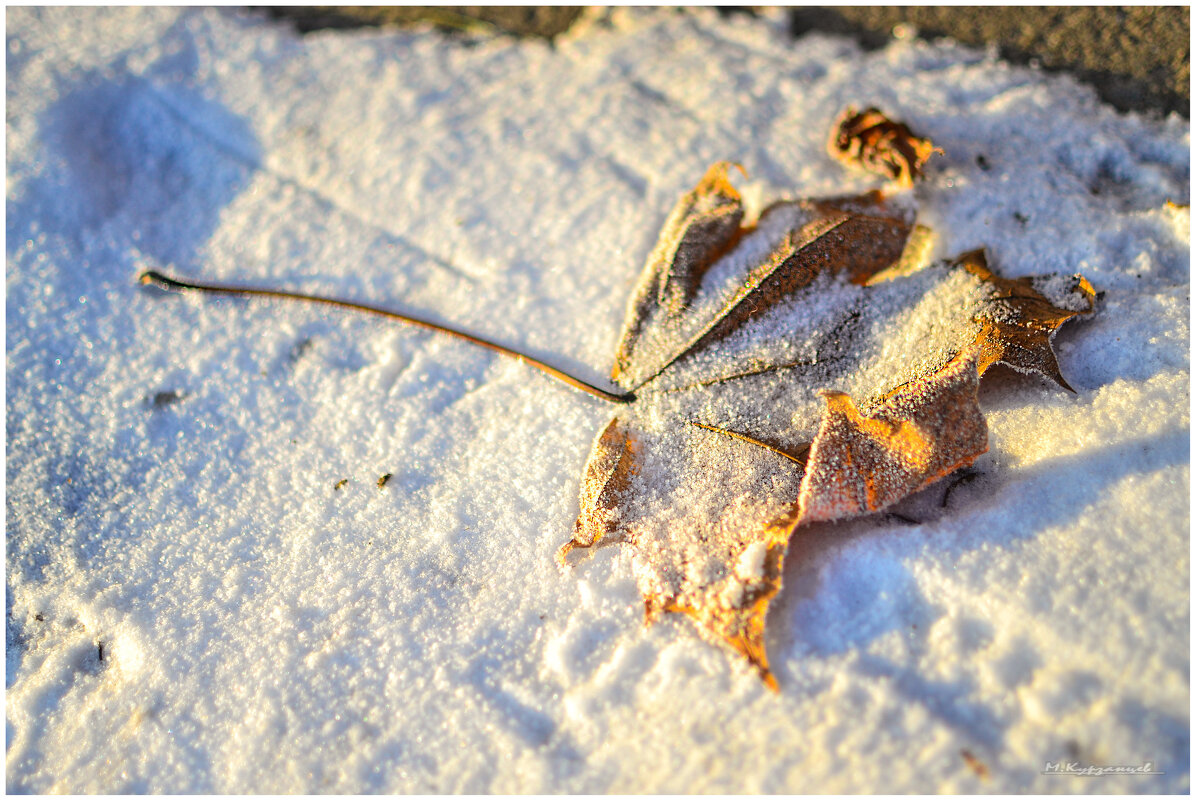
[{"xmin": 264, "ymin": 6, "xmax": 1190, "ymax": 118}]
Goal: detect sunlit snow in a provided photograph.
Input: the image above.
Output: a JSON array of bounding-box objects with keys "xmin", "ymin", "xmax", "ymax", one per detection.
[{"xmin": 6, "ymin": 7, "xmax": 1189, "ymax": 793}]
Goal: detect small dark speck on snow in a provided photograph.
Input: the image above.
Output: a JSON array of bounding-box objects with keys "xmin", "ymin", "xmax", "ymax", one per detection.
[
  {"xmin": 961, "ymin": 748, "xmax": 989, "ymax": 779},
  {"xmin": 148, "ymin": 389, "xmax": 187, "ymax": 408},
  {"xmin": 289, "ymin": 337, "xmax": 314, "ymax": 364}
]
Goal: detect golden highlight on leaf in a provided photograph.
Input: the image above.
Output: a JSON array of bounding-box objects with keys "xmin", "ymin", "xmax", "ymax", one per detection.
[
  {"xmin": 864, "ymin": 223, "xmax": 937, "ymax": 285},
  {"xmin": 797, "ymin": 353, "xmax": 987, "ymax": 525},
  {"xmin": 646, "ymin": 521, "xmax": 795, "ymax": 690},
  {"xmin": 558, "ymin": 417, "xmax": 637, "ymax": 564}
]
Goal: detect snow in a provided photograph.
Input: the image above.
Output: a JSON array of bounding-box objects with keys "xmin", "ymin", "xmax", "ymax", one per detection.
[
  {"xmin": 736, "ymin": 541, "xmax": 768, "ymax": 582},
  {"xmin": 5, "ymin": 6, "xmax": 1189, "ymax": 793}
]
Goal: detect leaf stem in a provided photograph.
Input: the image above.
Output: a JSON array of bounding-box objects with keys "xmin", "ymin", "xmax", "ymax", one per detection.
[{"xmin": 138, "ymin": 270, "xmax": 635, "ymax": 405}]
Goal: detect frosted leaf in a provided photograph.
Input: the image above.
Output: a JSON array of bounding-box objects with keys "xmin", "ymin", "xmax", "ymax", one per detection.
[
  {"xmin": 562, "ymin": 162, "xmax": 1094, "ymax": 688},
  {"xmin": 610, "ymin": 178, "xmax": 917, "ymax": 391}
]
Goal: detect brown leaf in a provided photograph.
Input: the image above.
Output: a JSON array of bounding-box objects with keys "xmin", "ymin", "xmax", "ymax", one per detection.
[
  {"xmin": 829, "ymin": 106, "xmax": 940, "ymax": 187},
  {"xmin": 564, "ymin": 159, "xmax": 1093, "ymax": 689},
  {"xmin": 955, "ymin": 249, "xmax": 1096, "ymax": 390},
  {"xmin": 612, "ymin": 181, "xmax": 920, "ymax": 391},
  {"xmin": 558, "ymin": 416, "xmax": 637, "ymax": 562},
  {"xmin": 797, "ymin": 352, "xmax": 987, "ymax": 525},
  {"xmin": 562, "ymin": 408, "xmax": 805, "ymax": 688},
  {"xmin": 612, "ymin": 162, "xmax": 747, "ymax": 388}
]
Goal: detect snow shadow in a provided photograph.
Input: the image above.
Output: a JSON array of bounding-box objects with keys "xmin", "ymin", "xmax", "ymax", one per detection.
[
  {"xmin": 766, "ymin": 425, "xmax": 1186, "ymax": 754},
  {"xmin": 6, "ymin": 72, "xmax": 261, "ymax": 683},
  {"xmin": 453, "ymin": 626, "xmax": 586, "ymax": 782},
  {"xmin": 6, "ymin": 67, "xmax": 261, "ymax": 516},
  {"xmin": 11, "ymin": 73, "xmax": 260, "ymax": 273},
  {"xmin": 783, "ymin": 544, "xmax": 939, "ymax": 658},
  {"xmin": 771, "ymin": 527, "xmax": 1013, "ymax": 749},
  {"xmin": 943, "ymin": 427, "xmax": 1189, "ymax": 558}
]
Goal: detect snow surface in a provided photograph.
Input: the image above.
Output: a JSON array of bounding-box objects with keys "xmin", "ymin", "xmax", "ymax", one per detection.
[{"xmin": 5, "ymin": 6, "xmax": 1189, "ymax": 793}]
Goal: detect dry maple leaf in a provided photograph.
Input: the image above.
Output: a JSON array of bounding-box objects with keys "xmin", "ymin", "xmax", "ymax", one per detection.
[
  {"xmin": 558, "ymin": 162, "xmax": 1093, "ymax": 688},
  {"xmin": 140, "ymin": 132, "xmax": 1093, "ymax": 692},
  {"xmin": 830, "ymin": 106, "xmax": 941, "ymax": 187}
]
